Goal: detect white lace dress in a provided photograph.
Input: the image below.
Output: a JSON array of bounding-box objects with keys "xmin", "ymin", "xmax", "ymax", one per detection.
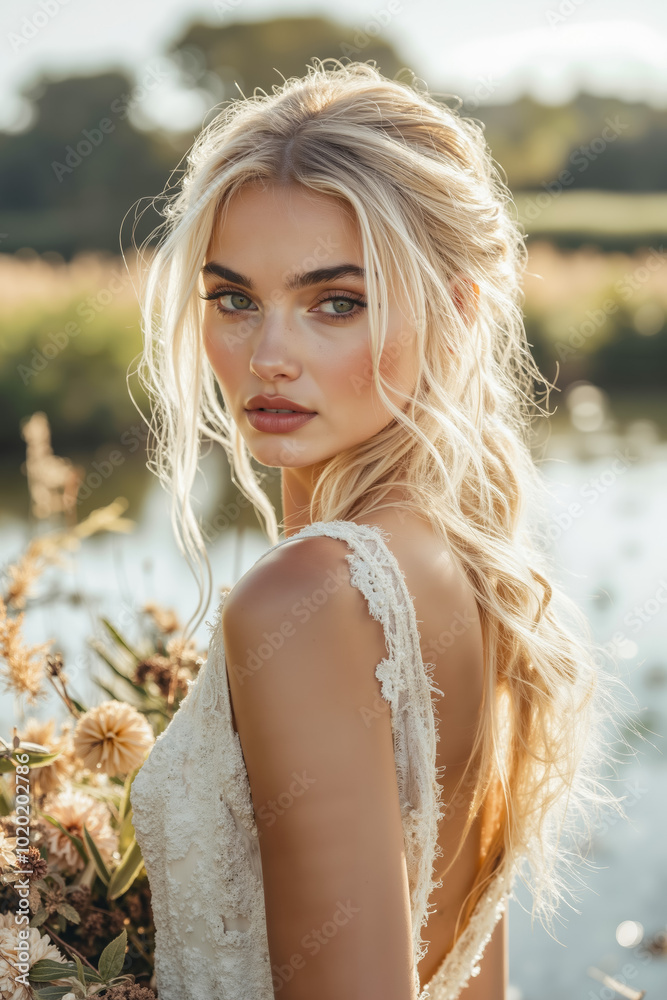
[{"xmin": 130, "ymin": 519, "xmax": 517, "ymax": 999}]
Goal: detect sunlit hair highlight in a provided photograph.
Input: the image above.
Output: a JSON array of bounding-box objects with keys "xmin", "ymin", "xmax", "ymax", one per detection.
[{"xmin": 133, "ymin": 57, "xmax": 639, "ymax": 953}]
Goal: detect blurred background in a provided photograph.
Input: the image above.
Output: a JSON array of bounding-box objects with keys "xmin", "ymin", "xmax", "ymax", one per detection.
[{"xmin": 1, "ymin": 1, "xmax": 665, "ymax": 997}]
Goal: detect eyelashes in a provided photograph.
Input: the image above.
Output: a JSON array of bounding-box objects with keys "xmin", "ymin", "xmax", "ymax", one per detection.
[{"xmin": 199, "ymin": 287, "xmax": 367, "ymax": 323}]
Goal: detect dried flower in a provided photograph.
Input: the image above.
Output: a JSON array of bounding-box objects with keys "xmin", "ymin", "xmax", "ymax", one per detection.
[
  {"xmin": 39, "ymin": 877, "xmax": 68, "ymax": 917},
  {"xmin": 72, "ymin": 700, "xmax": 154, "ymax": 777},
  {"xmin": 0, "ymin": 913, "xmax": 70, "ymax": 999},
  {"xmin": 17, "ymin": 716, "xmax": 77, "ymax": 795},
  {"xmin": 143, "ymin": 602, "xmax": 180, "ymax": 635},
  {"xmin": 68, "ymin": 883, "xmax": 91, "ymax": 914},
  {"xmin": 102, "ymin": 983, "xmax": 158, "ymax": 1000},
  {"xmin": 41, "ymin": 788, "xmax": 117, "ymax": 873},
  {"xmin": 0, "ymin": 816, "xmax": 16, "ymax": 838},
  {"xmin": 0, "ymin": 597, "xmax": 51, "ymax": 703},
  {"xmin": 16, "ymin": 844, "xmax": 48, "ymax": 881},
  {"xmin": 0, "ymin": 829, "xmax": 17, "ymax": 870},
  {"xmin": 20, "ymin": 411, "xmax": 83, "ymax": 520},
  {"xmin": 134, "ymin": 655, "xmax": 174, "ymax": 698},
  {"xmin": 3, "ymin": 499, "xmax": 135, "ymax": 612},
  {"xmin": 2, "ymin": 543, "xmax": 44, "ymax": 610},
  {"xmin": 166, "ymin": 636, "xmax": 201, "ymax": 673}
]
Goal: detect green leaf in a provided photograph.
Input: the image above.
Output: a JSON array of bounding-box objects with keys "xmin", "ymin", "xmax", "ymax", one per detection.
[
  {"xmin": 92, "ymin": 678, "xmax": 140, "ymax": 709},
  {"xmin": 141, "ymin": 703, "xmax": 170, "ymax": 722},
  {"xmin": 39, "ymin": 813, "xmax": 88, "ymax": 863},
  {"xmin": 32, "ymin": 986, "xmax": 81, "ymax": 1000},
  {"xmin": 0, "ymin": 780, "xmax": 13, "ymax": 815},
  {"xmin": 107, "ymin": 836, "xmax": 144, "ymax": 900},
  {"xmin": 29, "ymin": 958, "xmax": 102, "ymax": 985},
  {"xmin": 29, "ymin": 907, "xmax": 49, "ymax": 928},
  {"xmin": 100, "ymin": 618, "xmax": 143, "ymax": 662},
  {"xmin": 48, "ymin": 871, "xmax": 66, "ymax": 891},
  {"xmin": 89, "ymin": 638, "xmax": 145, "ymax": 693},
  {"xmin": 88, "ymin": 649, "xmax": 146, "ymax": 701},
  {"xmin": 82, "ymin": 821, "xmax": 110, "ymax": 886},
  {"xmin": 119, "ymin": 764, "xmax": 141, "ymax": 821},
  {"xmin": 74, "ymin": 953, "xmax": 86, "ymax": 987},
  {"xmin": 0, "ymin": 748, "xmax": 63, "ymax": 773},
  {"xmin": 28, "ymin": 959, "xmax": 78, "ymax": 982},
  {"xmin": 55, "ymin": 901, "xmax": 81, "ymax": 923},
  {"xmin": 117, "ymin": 806, "xmax": 136, "ymax": 854},
  {"xmin": 89, "ymin": 640, "xmax": 170, "ymax": 714},
  {"xmin": 98, "ymin": 927, "xmax": 127, "ymax": 982}
]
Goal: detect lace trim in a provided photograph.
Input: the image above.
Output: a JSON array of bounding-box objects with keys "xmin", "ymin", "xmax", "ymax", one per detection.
[{"xmin": 419, "ymin": 858, "xmax": 515, "ymax": 1000}]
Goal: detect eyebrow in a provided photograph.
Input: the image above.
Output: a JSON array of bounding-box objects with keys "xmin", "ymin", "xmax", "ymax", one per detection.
[{"xmin": 200, "ymin": 261, "xmax": 366, "ymax": 292}]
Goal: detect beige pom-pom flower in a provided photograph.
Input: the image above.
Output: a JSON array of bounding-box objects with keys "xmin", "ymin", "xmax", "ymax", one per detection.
[
  {"xmin": 73, "ymin": 700, "xmax": 154, "ymax": 777},
  {"xmin": 0, "ymin": 912, "xmax": 70, "ymax": 999},
  {"xmin": 41, "ymin": 787, "xmax": 117, "ymax": 873}
]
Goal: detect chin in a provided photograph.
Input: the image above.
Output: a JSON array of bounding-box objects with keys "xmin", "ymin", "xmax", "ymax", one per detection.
[{"xmin": 246, "ymin": 441, "xmax": 316, "ymax": 468}]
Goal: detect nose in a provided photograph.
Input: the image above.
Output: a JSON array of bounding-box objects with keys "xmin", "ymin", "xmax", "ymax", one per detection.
[{"xmin": 248, "ymin": 310, "xmax": 301, "ymax": 380}]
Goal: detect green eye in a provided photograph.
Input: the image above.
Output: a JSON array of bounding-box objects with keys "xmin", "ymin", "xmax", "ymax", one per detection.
[{"xmin": 315, "ymin": 294, "xmax": 367, "ymax": 321}]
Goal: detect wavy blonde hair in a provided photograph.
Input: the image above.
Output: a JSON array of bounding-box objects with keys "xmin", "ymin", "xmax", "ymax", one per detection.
[{"xmin": 134, "ymin": 58, "xmax": 638, "ymax": 947}]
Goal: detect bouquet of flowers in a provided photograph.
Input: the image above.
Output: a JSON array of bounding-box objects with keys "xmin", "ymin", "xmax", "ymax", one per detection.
[{"xmin": 0, "ymin": 414, "xmax": 208, "ymax": 999}]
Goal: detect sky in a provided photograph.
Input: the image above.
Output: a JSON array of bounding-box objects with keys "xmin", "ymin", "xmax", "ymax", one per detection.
[{"xmin": 2, "ymin": 0, "xmax": 667, "ymax": 132}]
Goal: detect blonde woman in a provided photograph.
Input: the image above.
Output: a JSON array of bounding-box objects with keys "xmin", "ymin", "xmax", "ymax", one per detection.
[{"xmin": 129, "ymin": 59, "xmax": 631, "ymax": 1000}]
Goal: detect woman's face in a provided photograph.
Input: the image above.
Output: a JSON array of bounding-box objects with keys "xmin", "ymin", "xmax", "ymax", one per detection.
[{"xmin": 202, "ymin": 180, "xmax": 419, "ymax": 473}]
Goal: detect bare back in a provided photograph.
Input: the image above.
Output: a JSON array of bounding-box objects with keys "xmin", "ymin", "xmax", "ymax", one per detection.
[{"xmin": 351, "ymin": 509, "xmax": 507, "ymax": 997}]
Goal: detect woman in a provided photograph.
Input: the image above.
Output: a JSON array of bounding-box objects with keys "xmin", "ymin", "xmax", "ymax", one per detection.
[{"xmin": 129, "ymin": 59, "xmax": 630, "ymax": 999}]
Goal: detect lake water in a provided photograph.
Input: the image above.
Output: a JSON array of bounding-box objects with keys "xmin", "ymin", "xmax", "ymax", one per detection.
[{"xmin": 1, "ymin": 405, "xmax": 665, "ymax": 999}]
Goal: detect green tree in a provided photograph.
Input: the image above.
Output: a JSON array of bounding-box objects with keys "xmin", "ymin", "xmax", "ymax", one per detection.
[
  {"xmin": 0, "ymin": 72, "xmax": 181, "ymax": 258},
  {"xmin": 166, "ymin": 14, "xmax": 408, "ymax": 123}
]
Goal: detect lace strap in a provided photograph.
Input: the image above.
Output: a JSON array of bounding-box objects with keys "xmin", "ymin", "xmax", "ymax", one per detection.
[{"xmin": 270, "ymin": 520, "xmax": 448, "ymax": 987}]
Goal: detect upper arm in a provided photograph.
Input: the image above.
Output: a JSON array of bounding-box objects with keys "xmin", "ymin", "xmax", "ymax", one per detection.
[{"xmin": 222, "ymin": 536, "xmax": 418, "ymax": 999}]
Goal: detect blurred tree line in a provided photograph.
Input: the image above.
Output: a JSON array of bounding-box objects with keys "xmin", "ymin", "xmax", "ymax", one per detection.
[
  {"xmin": 1, "ymin": 13, "xmax": 666, "ymax": 454},
  {"xmin": 1, "ymin": 13, "xmax": 667, "ymax": 258}
]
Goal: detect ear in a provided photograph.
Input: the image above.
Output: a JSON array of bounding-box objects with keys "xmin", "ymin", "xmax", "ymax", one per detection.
[{"xmin": 448, "ymin": 275, "xmax": 480, "ymax": 324}]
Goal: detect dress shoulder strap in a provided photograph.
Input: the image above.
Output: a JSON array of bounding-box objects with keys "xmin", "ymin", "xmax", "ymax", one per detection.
[{"xmin": 270, "ymin": 519, "xmax": 449, "ymax": 979}]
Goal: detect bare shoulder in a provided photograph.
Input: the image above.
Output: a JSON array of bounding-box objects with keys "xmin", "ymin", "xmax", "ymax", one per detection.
[
  {"xmin": 220, "ymin": 531, "xmax": 390, "ymax": 717},
  {"xmin": 221, "ymin": 531, "xmax": 363, "ymax": 641}
]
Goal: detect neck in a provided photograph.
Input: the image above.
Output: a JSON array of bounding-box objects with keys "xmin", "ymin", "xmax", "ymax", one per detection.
[{"xmin": 280, "ymin": 464, "xmax": 323, "ymax": 537}]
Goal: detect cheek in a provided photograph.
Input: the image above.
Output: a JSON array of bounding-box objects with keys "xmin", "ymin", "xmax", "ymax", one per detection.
[
  {"xmin": 322, "ymin": 338, "xmax": 375, "ymax": 406},
  {"xmin": 325, "ymin": 331, "xmax": 413, "ymax": 414},
  {"xmin": 203, "ymin": 324, "xmax": 237, "ymax": 400},
  {"xmin": 203, "ymin": 322, "xmax": 220, "ymax": 369},
  {"xmin": 378, "ymin": 322, "xmax": 420, "ymax": 396}
]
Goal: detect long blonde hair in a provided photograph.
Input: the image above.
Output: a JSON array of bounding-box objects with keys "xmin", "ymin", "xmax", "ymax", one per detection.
[{"xmin": 133, "ymin": 57, "xmax": 638, "ymax": 946}]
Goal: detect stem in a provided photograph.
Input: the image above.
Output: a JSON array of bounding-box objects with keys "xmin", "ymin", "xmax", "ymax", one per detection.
[
  {"xmin": 45, "ymin": 670, "xmax": 82, "ymax": 719},
  {"xmin": 60, "ymin": 675, "xmax": 83, "ymax": 719},
  {"xmin": 42, "ymin": 922, "xmax": 98, "ymax": 971}
]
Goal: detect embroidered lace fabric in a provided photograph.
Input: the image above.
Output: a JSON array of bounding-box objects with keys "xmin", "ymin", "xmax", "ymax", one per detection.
[{"xmin": 130, "ymin": 519, "xmax": 518, "ymax": 999}]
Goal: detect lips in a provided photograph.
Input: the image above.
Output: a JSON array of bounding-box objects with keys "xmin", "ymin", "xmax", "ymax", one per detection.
[
  {"xmin": 245, "ymin": 409, "xmax": 317, "ymax": 434},
  {"xmin": 245, "ymin": 394, "xmax": 316, "ymax": 414}
]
